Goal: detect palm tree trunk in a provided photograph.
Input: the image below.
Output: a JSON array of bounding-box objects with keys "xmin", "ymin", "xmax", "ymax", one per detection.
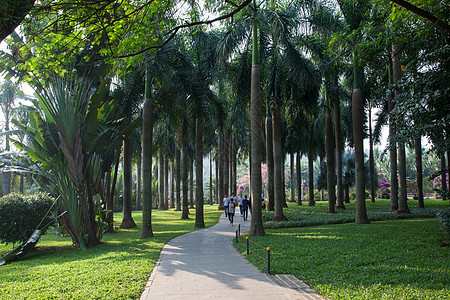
[
  {"xmin": 307, "ymin": 145, "xmax": 315, "ymax": 206},
  {"xmin": 333, "ymin": 80, "xmax": 345, "ymax": 210},
  {"xmin": 325, "ymin": 108, "xmax": 336, "ymax": 213},
  {"xmin": 249, "ymin": 8, "xmax": 265, "ymax": 236},
  {"xmin": 415, "ymin": 137, "xmax": 424, "ymax": 208},
  {"xmin": 388, "ymin": 65, "xmax": 399, "ymax": 210},
  {"xmin": 290, "ymin": 153, "xmax": 295, "ymax": 203},
  {"xmin": 106, "ymin": 154, "xmax": 120, "ymax": 233},
  {"xmin": 272, "ymin": 108, "xmax": 287, "ymax": 221},
  {"xmin": 393, "ymin": 44, "xmax": 410, "ymax": 214},
  {"xmin": 164, "ymin": 154, "xmax": 169, "ymax": 210},
  {"xmin": 170, "ymin": 159, "xmax": 175, "ymax": 208},
  {"xmin": 282, "ymin": 150, "xmax": 287, "ymax": 207},
  {"xmin": 121, "ymin": 138, "xmax": 137, "ymax": 228},
  {"xmin": 195, "ymin": 118, "xmax": 205, "ymax": 228},
  {"xmin": 218, "ymin": 134, "xmax": 224, "ymax": 210},
  {"xmin": 176, "ymin": 146, "xmax": 181, "ymax": 211},
  {"xmin": 369, "ymin": 106, "xmax": 376, "ymax": 203},
  {"xmin": 189, "ymin": 157, "xmax": 194, "ymax": 209},
  {"xmin": 210, "ymin": 152, "xmax": 213, "ymax": 205},
  {"xmin": 158, "ymin": 150, "xmax": 166, "ymax": 210},
  {"xmin": 224, "ymin": 133, "xmax": 229, "ymax": 199},
  {"xmin": 232, "ymin": 135, "xmax": 237, "ymax": 195},
  {"xmin": 266, "ymin": 115, "xmax": 275, "ymax": 211},
  {"xmin": 296, "ymin": 152, "xmax": 302, "ymax": 205},
  {"xmin": 141, "ymin": 81, "xmax": 153, "ymax": 238},
  {"xmin": 136, "ymin": 149, "xmax": 142, "ymax": 210},
  {"xmin": 441, "ymin": 154, "xmax": 447, "ymax": 201},
  {"xmin": 352, "ymin": 86, "xmax": 369, "ymax": 224},
  {"xmin": 181, "ymin": 137, "xmax": 189, "ymax": 219}
]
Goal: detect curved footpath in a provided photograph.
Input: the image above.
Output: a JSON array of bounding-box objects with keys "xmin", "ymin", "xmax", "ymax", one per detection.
[{"xmin": 140, "ymin": 212, "xmax": 323, "ymax": 300}]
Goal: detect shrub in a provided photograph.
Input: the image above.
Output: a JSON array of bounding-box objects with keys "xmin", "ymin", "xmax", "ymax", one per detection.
[
  {"xmin": 0, "ymin": 193, "xmax": 54, "ymax": 245},
  {"xmin": 436, "ymin": 207, "xmax": 450, "ymax": 238}
]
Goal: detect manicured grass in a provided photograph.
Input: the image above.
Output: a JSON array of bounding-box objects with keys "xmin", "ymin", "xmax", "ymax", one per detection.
[
  {"xmin": 263, "ymin": 198, "xmax": 448, "ymax": 229},
  {"xmin": 0, "ymin": 206, "xmax": 223, "ymax": 299},
  {"xmin": 235, "ymin": 199, "xmax": 450, "ymax": 300}
]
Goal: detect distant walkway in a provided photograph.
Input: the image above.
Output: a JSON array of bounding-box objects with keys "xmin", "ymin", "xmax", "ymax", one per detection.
[{"xmin": 140, "ymin": 212, "xmax": 323, "ymax": 300}]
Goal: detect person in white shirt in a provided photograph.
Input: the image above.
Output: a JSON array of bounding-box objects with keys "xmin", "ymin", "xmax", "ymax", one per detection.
[
  {"xmin": 228, "ymin": 198, "xmax": 236, "ymax": 226},
  {"xmin": 223, "ymin": 195, "xmax": 230, "ymax": 217},
  {"xmin": 238, "ymin": 194, "xmax": 244, "ymax": 216}
]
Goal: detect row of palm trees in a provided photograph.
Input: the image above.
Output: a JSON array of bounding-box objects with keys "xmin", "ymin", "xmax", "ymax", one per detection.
[{"xmin": 1, "ymin": 0, "xmax": 448, "ymax": 246}]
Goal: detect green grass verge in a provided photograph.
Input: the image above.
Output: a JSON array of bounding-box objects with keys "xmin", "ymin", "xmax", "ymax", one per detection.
[
  {"xmin": 0, "ymin": 206, "xmax": 222, "ymax": 300},
  {"xmin": 263, "ymin": 198, "xmax": 448, "ymax": 229},
  {"xmin": 235, "ymin": 199, "xmax": 450, "ymax": 300}
]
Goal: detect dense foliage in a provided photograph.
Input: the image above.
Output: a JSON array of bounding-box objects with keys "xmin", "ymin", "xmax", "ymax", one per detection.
[{"xmin": 0, "ymin": 193, "xmax": 54, "ymax": 245}]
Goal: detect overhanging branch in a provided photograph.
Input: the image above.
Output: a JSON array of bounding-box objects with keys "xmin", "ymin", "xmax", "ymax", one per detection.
[{"xmin": 390, "ymin": 0, "xmax": 450, "ymax": 34}]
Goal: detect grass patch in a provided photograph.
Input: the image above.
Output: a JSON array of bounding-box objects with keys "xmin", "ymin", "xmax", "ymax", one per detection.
[
  {"xmin": 263, "ymin": 199, "xmax": 448, "ymax": 229},
  {"xmin": 235, "ymin": 199, "xmax": 450, "ymax": 300},
  {"xmin": 0, "ymin": 206, "xmax": 222, "ymax": 299}
]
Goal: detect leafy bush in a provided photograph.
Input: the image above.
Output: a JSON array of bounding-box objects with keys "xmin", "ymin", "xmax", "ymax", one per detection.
[
  {"xmin": 436, "ymin": 207, "xmax": 450, "ymax": 238},
  {"xmin": 0, "ymin": 193, "xmax": 54, "ymax": 245}
]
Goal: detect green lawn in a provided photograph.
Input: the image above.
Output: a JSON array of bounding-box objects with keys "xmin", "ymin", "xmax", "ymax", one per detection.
[
  {"xmin": 235, "ymin": 199, "xmax": 450, "ymax": 300},
  {"xmin": 0, "ymin": 206, "xmax": 223, "ymax": 300}
]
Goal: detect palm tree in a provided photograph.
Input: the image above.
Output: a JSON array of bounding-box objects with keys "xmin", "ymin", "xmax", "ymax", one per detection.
[
  {"xmin": 249, "ymin": 1, "xmax": 265, "ymax": 236},
  {"xmin": 0, "ymin": 80, "xmax": 20, "ymax": 195},
  {"xmin": 141, "ymin": 67, "xmax": 153, "ymax": 238}
]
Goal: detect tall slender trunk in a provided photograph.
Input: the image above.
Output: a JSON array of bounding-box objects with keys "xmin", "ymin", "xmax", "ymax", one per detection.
[
  {"xmin": 290, "ymin": 153, "xmax": 295, "ymax": 203},
  {"xmin": 215, "ymin": 149, "xmax": 219, "ymax": 206},
  {"xmin": 218, "ymin": 134, "xmax": 224, "ymax": 210},
  {"xmin": 176, "ymin": 146, "xmax": 181, "ymax": 211},
  {"xmin": 388, "ymin": 64, "xmax": 399, "ymax": 210},
  {"xmin": 282, "ymin": 150, "xmax": 287, "ymax": 207},
  {"xmin": 369, "ymin": 105, "xmax": 376, "ymax": 202},
  {"xmin": 266, "ymin": 115, "xmax": 275, "ymax": 211},
  {"xmin": 2, "ymin": 121, "xmax": 11, "ymax": 196},
  {"xmin": 136, "ymin": 149, "xmax": 142, "ymax": 210},
  {"xmin": 141, "ymin": 77, "xmax": 153, "ymax": 238},
  {"xmin": 333, "ymin": 80, "xmax": 345, "ymax": 209},
  {"xmin": 415, "ymin": 137, "xmax": 424, "ymax": 208},
  {"xmin": 107, "ymin": 154, "xmax": 120, "ymax": 233},
  {"xmin": 210, "ymin": 153, "xmax": 213, "ymax": 205},
  {"xmin": 232, "ymin": 135, "xmax": 237, "ymax": 195},
  {"xmin": 181, "ymin": 137, "xmax": 189, "ymax": 219},
  {"xmin": 352, "ymin": 86, "xmax": 369, "ymax": 224},
  {"xmin": 164, "ymin": 154, "xmax": 169, "ymax": 210},
  {"xmin": 158, "ymin": 150, "xmax": 166, "ymax": 210},
  {"xmin": 189, "ymin": 157, "xmax": 194, "ymax": 209},
  {"xmin": 325, "ymin": 106, "xmax": 336, "ymax": 213},
  {"xmin": 272, "ymin": 107, "xmax": 287, "ymax": 221},
  {"xmin": 296, "ymin": 152, "xmax": 302, "ymax": 205},
  {"xmin": 308, "ymin": 145, "xmax": 315, "ymax": 206},
  {"xmin": 249, "ymin": 6, "xmax": 265, "ymax": 236},
  {"xmin": 224, "ymin": 133, "xmax": 229, "ymax": 199},
  {"xmin": 441, "ymin": 154, "xmax": 447, "ymax": 201},
  {"xmin": 19, "ymin": 175, "xmax": 24, "ymax": 193},
  {"xmin": 195, "ymin": 118, "xmax": 205, "ymax": 228},
  {"xmin": 121, "ymin": 138, "xmax": 137, "ymax": 228},
  {"xmin": 393, "ymin": 44, "xmax": 410, "ymax": 213},
  {"xmin": 170, "ymin": 160, "xmax": 175, "ymax": 208}
]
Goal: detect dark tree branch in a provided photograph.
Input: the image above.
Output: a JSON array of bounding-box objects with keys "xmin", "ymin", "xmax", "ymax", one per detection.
[{"xmin": 390, "ymin": 0, "xmax": 450, "ymax": 34}]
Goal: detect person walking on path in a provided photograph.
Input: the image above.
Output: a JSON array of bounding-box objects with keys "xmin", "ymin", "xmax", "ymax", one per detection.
[
  {"xmin": 223, "ymin": 194, "xmax": 230, "ymax": 217},
  {"xmin": 238, "ymin": 194, "xmax": 244, "ymax": 216},
  {"xmin": 242, "ymin": 195, "xmax": 250, "ymax": 221},
  {"xmin": 228, "ymin": 198, "xmax": 236, "ymax": 226}
]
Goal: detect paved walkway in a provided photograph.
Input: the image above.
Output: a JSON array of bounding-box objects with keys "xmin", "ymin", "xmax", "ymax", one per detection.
[{"xmin": 140, "ymin": 212, "xmax": 323, "ymax": 300}]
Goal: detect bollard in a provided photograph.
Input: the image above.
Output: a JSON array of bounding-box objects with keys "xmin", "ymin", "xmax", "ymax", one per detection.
[
  {"xmin": 238, "ymin": 223, "xmax": 241, "ymax": 236},
  {"xmin": 235, "ymin": 229, "xmax": 238, "ymax": 243},
  {"xmin": 267, "ymin": 247, "xmax": 271, "ymax": 274},
  {"xmin": 246, "ymin": 237, "xmax": 249, "ymax": 255}
]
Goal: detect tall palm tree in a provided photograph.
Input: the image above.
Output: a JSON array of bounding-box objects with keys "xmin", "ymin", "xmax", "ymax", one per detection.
[
  {"xmin": 141, "ymin": 67, "xmax": 153, "ymax": 238},
  {"xmin": 0, "ymin": 80, "xmax": 20, "ymax": 195}
]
